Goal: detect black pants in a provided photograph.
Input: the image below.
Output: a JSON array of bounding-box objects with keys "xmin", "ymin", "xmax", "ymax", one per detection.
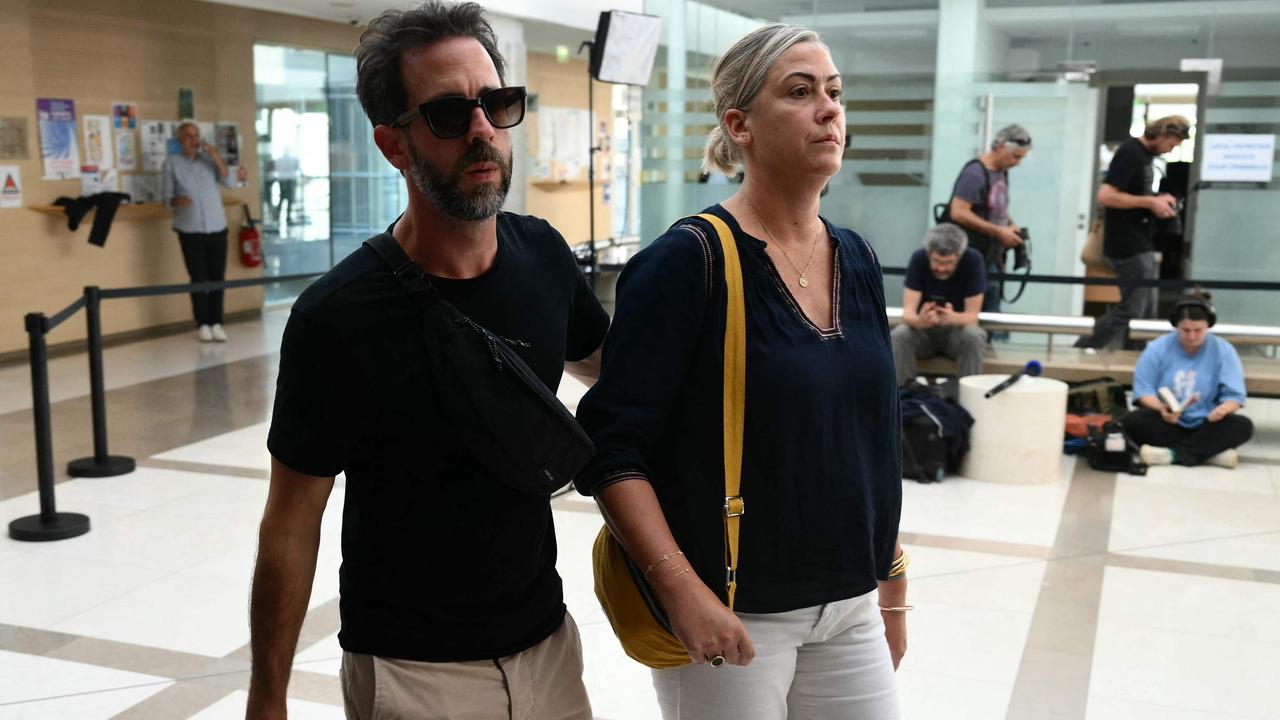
[
  {"xmin": 1123, "ymin": 408, "xmax": 1253, "ymax": 466},
  {"xmin": 177, "ymin": 230, "xmax": 228, "ymax": 326}
]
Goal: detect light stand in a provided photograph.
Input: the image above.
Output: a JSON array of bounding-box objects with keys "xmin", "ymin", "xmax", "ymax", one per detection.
[
  {"xmin": 577, "ymin": 10, "xmax": 662, "ymax": 287},
  {"xmin": 579, "ymin": 40, "xmax": 600, "ymax": 285}
]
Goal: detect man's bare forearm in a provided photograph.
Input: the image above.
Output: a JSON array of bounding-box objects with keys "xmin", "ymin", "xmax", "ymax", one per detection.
[{"xmin": 247, "ymin": 518, "xmax": 322, "ymax": 713}]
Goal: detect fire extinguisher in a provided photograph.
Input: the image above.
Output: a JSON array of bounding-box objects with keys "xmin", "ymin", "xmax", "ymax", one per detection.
[{"xmin": 239, "ymin": 203, "xmax": 263, "ymax": 268}]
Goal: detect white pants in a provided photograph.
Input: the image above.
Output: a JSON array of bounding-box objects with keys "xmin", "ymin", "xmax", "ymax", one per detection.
[{"xmin": 651, "ymin": 590, "xmax": 901, "ymax": 720}]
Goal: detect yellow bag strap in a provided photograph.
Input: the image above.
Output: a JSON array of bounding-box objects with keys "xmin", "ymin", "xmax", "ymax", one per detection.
[{"xmin": 695, "ymin": 213, "xmax": 745, "ymax": 610}]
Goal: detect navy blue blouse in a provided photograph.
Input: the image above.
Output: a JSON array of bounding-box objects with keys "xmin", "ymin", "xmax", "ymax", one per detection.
[{"xmin": 575, "ymin": 204, "xmax": 902, "ymax": 613}]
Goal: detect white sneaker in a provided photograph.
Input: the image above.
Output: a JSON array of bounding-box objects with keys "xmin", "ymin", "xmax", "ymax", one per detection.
[
  {"xmin": 210, "ymin": 324, "xmax": 228, "ymax": 342},
  {"xmin": 1205, "ymin": 448, "xmax": 1238, "ymax": 469},
  {"xmin": 1139, "ymin": 444, "xmax": 1173, "ymax": 466},
  {"xmin": 197, "ymin": 325, "xmax": 214, "ymax": 342}
]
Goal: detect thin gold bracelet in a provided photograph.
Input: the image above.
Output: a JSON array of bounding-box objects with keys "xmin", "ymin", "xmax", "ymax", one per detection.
[
  {"xmin": 879, "ymin": 605, "xmax": 914, "ymax": 612},
  {"xmin": 643, "ymin": 551, "xmax": 685, "ymax": 580},
  {"xmin": 661, "ymin": 566, "xmax": 693, "ymax": 582}
]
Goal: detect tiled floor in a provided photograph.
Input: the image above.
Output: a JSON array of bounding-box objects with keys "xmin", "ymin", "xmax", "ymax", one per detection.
[{"xmin": 1, "ymin": 310, "xmax": 1279, "ymax": 719}]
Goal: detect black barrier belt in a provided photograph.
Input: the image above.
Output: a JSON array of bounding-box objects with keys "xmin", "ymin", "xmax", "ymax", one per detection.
[
  {"xmin": 878, "ymin": 267, "xmax": 1280, "ymax": 292},
  {"xmin": 47, "ymin": 297, "xmax": 87, "ymax": 331},
  {"xmin": 100, "ymin": 272, "xmax": 325, "ymax": 300}
]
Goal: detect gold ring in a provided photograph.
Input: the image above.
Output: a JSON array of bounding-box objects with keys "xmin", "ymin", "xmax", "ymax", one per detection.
[{"xmin": 709, "ymin": 655, "xmax": 726, "ymax": 668}]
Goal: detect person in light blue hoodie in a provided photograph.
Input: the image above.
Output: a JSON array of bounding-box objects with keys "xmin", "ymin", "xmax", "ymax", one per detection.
[{"xmin": 1124, "ymin": 293, "xmax": 1252, "ymax": 468}]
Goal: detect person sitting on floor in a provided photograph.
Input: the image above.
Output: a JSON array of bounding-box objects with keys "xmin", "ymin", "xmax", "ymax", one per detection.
[
  {"xmin": 1125, "ymin": 292, "xmax": 1252, "ymax": 468},
  {"xmin": 890, "ymin": 223, "xmax": 988, "ymax": 385}
]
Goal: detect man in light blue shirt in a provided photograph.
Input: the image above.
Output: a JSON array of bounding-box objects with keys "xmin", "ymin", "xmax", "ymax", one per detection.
[
  {"xmin": 1124, "ymin": 295, "xmax": 1252, "ymax": 467},
  {"xmin": 161, "ymin": 121, "xmax": 247, "ymax": 342}
]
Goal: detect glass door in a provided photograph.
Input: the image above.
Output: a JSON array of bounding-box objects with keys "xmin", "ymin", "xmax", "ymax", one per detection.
[{"xmin": 933, "ymin": 80, "xmax": 1099, "ymax": 324}]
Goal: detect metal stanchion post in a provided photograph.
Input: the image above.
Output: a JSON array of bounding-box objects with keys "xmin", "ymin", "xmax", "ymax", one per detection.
[
  {"xmin": 68, "ymin": 286, "xmax": 135, "ymax": 477},
  {"xmin": 9, "ymin": 313, "xmax": 90, "ymax": 542}
]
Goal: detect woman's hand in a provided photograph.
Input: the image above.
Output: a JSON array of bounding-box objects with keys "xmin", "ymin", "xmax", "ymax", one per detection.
[
  {"xmin": 881, "ymin": 609, "xmax": 908, "ymax": 670},
  {"xmin": 653, "ymin": 571, "xmax": 755, "ymax": 667}
]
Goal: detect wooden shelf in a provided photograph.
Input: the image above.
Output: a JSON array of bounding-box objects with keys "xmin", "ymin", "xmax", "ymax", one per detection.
[
  {"xmin": 28, "ymin": 199, "xmax": 241, "ymax": 222},
  {"xmin": 530, "ymin": 180, "xmax": 590, "ymax": 189}
]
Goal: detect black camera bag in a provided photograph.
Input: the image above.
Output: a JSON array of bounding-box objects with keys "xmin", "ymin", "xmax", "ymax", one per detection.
[{"xmin": 364, "ymin": 233, "xmax": 595, "ymax": 496}]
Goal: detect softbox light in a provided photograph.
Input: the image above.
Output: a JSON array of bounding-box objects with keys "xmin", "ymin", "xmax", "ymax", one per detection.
[{"xmin": 589, "ymin": 10, "xmax": 662, "ymax": 86}]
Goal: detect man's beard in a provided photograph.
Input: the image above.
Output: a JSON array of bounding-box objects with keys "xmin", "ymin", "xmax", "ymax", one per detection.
[{"xmin": 407, "ymin": 141, "xmax": 512, "ymax": 221}]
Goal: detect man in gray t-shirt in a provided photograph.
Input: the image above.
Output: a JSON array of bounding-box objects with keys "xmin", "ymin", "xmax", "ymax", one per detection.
[{"xmin": 945, "ymin": 124, "xmax": 1030, "ymax": 315}]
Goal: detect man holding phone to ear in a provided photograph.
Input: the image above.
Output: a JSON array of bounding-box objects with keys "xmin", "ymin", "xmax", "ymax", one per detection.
[
  {"xmin": 891, "ymin": 224, "xmax": 988, "ymax": 385},
  {"xmin": 163, "ymin": 121, "xmax": 248, "ymax": 343}
]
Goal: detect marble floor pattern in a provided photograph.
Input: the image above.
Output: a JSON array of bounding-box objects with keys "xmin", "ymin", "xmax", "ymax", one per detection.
[{"xmin": 1, "ymin": 310, "xmax": 1279, "ymax": 719}]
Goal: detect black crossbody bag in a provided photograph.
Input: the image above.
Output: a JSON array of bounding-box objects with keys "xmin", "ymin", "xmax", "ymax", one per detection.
[{"xmin": 364, "ymin": 233, "xmax": 595, "ymax": 496}]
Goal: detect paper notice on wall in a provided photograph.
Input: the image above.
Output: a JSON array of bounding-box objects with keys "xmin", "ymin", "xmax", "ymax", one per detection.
[
  {"xmin": 214, "ymin": 122, "xmax": 240, "ymax": 166},
  {"xmin": 83, "ymin": 115, "xmax": 114, "ymax": 171},
  {"xmin": 141, "ymin": 120, "xmax": 170, "ymax": 172},
  {"xmin": 196, "ymin": 121, "xmax": 215, "ymax": 144},
  {"xmin": 536, "ymin": 107, "xmax": 590, "ymax": 181},
  {"xmin": 0, "ymin": 118, "xmax": 29, "ymax": 160},
  {"xmin": 81, "ymin": 166, "xmax": 121, "ymax": 196},
  {"xmin": 1201, "ymin": 134, "xmax": 1277, "ymax": 182},
  {"xmin": 0, "ymin": 165, "xmax": 22, "ymax": 208},
  {"xmin": 116, "ymin": 129, "xmax": 137, "ymax": 171},
  {"xmin": 123, "ymin": 173, "xmax": 161, "ymax": 204},
  {"xmin": 37, "ymin": 98, "xmax": 80, "ymax": 179},
  {"xmin": 112, "ymin": 102, "xmax": 138, "ymax": 130}
]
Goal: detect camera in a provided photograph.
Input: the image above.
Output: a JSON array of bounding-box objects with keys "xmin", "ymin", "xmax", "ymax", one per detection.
[
  {"xmin": 1156, "ymin": 196, "xmax": 1185, "ymax": 237},
  {"xmin": 1008, "ymin": 227, "xmax": 1031, "ymax": 271}
]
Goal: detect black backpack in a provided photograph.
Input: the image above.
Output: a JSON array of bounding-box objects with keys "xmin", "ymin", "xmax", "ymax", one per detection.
[
  {"xmin": 364, "ymin": 233, "xmax": 595, "ymax": 496},
  {"xmin": 900, "ymin": 383, "xmax": 974, "ymax": 483}
]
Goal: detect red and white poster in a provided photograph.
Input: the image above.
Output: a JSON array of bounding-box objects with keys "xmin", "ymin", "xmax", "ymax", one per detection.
[{"xmin": 0, "ymin": 165, "xmax": 22, "ymax": 208}]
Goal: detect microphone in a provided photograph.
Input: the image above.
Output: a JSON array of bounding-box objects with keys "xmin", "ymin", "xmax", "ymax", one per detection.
[{"xmin": 984, "ymin": 360, "xmax": 1042, "ymax": 399}]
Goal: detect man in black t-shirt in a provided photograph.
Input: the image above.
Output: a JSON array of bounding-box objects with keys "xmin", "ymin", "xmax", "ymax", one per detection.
[
  {"xmin": 246, "ymin": 4, "xmax": 607, "ymax": 719},
  {"xmin": 1082, "ymin": 115, "xmax": 1189, "ymax": 349},
  {"xmin": 890, "ymin": 224, "xmax": 988, "ymax": 384}
]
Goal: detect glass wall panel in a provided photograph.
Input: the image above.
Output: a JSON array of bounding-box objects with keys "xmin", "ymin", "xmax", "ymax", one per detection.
[
  {"xmin": 254, "ymin": 45, "xmax": 331, "ymax": 303},
  {"xmin": 634, "ymin": 0, "xmax": 1280, "ymax": 329},
  {"xmin": 637, "ymin": 0, "xmax": 939, "ymax": 299},
  {"xmin": 326, "ymin": 54, "xmax": 408, "ymax": 265},
  {"xmin": 1190, "ymin": 79, "xmax": 1280, "ymax": 329}
]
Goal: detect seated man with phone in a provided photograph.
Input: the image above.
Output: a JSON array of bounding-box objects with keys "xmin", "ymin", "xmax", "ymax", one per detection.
[{"xmin": 891, "ymin": 223, "xmax": 988, "ymax": 385}]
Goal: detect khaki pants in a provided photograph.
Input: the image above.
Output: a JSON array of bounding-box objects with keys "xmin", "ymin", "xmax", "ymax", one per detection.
[{"xmin": 340, "ymin": 613, "xmax": 592, "ymax": 720}]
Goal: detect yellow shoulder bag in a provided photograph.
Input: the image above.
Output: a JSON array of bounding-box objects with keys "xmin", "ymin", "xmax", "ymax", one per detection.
[{"xmin": 591, "ymin": 213, "xmax": 747, "ymax": 669}]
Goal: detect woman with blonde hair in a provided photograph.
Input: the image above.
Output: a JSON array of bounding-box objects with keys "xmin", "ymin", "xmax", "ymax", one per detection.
[{"xmin": 576, "ymin": 24, "xmax": 906, "ymax": 719}]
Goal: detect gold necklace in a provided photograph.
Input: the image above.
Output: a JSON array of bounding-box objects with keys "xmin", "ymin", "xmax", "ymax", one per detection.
[{"xmin": 744, "ymin": 198, "xmax": 822, "ymax": 288}]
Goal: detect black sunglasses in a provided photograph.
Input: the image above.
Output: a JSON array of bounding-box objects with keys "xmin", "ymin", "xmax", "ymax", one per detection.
[{"xmin": 392, "ymin": 86, "xmax": 527, "ymax": 139}]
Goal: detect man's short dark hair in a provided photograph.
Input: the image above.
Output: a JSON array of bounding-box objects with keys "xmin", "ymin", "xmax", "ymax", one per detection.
[{"xmin": 355, "ymin": 1, "xmax": 507, "ymax": 128}]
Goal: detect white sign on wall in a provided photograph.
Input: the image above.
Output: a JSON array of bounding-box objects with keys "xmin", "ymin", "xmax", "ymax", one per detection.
[{"xmin": 1201, "ymin": 134, "xmax": 1276, "ymax": 182}]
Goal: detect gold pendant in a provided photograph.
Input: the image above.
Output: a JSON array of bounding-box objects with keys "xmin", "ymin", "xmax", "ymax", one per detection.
[{"xmin": 798, "ymin": 275, "xmax": 810, "ymax": 288}]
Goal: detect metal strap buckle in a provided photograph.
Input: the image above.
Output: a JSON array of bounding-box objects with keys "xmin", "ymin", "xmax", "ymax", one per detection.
[
  {"xmin": 724, "ymin": 496, "xmax": 745, "ymax": 517},
  {"xmin": 726, "ymin": 567, "xmax": 737, "ymax": 584}
]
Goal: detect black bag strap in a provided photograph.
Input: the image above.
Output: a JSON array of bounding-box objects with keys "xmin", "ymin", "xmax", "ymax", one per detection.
[{"xmin": 364, "ymin": 232, "xmax": 435, "ymax": 295}]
